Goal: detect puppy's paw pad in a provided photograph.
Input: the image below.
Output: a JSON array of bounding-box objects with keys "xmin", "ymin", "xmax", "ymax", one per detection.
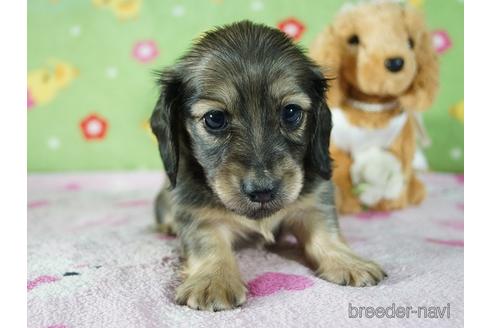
[
  {"xmin": 175, "ymin": 275, "xmax": 247, "ymax": 311},
  {"xmin": 318, "ymin": 257, "xmax": 386, "ymax": 287}
]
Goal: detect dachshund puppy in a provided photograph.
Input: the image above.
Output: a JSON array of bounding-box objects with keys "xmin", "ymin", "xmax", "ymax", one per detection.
[{"xmin": 151, "ymin": 21, "xmax": 385, "ymax": 311}]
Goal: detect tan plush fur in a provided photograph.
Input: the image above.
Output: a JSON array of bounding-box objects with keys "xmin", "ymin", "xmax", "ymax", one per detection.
[{"xmin": 310, "ymin": 1, "xmax": 439, "ymax": 214}]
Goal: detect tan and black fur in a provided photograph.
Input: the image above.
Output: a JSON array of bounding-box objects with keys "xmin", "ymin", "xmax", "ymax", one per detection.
[{"xmin": 150, "ymin": 21, "xmax": 385, "ymax": 311}]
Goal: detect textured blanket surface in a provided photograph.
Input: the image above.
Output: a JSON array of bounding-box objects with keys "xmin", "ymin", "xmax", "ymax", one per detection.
[{"xmin": 27, "ymin": 172, "xmax": 464, "ymax": 328}]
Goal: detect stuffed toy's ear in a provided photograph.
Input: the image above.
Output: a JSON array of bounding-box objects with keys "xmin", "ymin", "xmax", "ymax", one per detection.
[
  {"xmin": 399, "ymin": 6, "xmax": 439, "ymax": 111},
  {"xmin": 310, "ymin": 25, "xmax": 346, "ymax": 108},
  {"xmin": 150, "ymin": 69, "xmax": 182, "ymax": 188}
]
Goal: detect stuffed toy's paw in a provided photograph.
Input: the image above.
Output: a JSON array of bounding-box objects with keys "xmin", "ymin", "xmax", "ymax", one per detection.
[{"xmin": 350, "ymin": 147, "xmax": 404, "ymax": 207}]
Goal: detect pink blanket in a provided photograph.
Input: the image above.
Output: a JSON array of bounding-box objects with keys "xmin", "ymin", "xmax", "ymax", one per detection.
[{"xmin": 27, "ymin": 172, "xmax": 464, "ymax": 328}]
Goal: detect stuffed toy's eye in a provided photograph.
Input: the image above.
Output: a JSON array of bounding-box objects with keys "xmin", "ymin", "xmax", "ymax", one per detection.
[
  {"xmin": 348, "ymin": 34, "xmax": 359, "ymax": 45},
  {"xmin": 408, "ymin": 37, "xmax": 415, "ymax": 49},
  {"xmin": 282, "ymin": 104, "xmax": 303, "ymax": 128},
  {"xmin": 204, "ymin": 110, "xmax": 227, "ymax": 130}
]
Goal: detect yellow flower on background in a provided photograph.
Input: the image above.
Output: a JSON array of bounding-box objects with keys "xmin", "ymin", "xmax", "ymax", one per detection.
[
  {"xmin": 142, "ymin": 120, "xmax": 157, "ymax": 143},
  {"xmin": 408, "ymin": 0, "xmax": 424, "ymax": 8},
  {"xmin": 92, "ymin": 0, "xmax": 142, "ymax": 20},
  {"xmin": 449, "ymin": 100, "xmax": 464, "ymax": 123},
  {"xmin": 28, "ymin": 60, "xmax": 78, "ymax": 108}
]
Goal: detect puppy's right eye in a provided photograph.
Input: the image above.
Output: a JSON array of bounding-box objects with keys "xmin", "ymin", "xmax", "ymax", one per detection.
[
  {"xmin": 203, "ymin": 110, "xmax": 227, "ymax": 131},
  {"xmin": 281, "ymin": 104, "xmax": 303, "ymax": 128},
  {"xmin": 348, "ymin": 34, "xmax": 359, "ymax": 45}
]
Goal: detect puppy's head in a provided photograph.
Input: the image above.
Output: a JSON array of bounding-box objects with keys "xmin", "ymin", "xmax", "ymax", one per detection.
[
  {"xmin": 311, "ymin": 2, "xmax": 439, "ymax": 110},
  {"xmin": 151, "ymin": 21, "xmax": 331, "ymax": 219}
]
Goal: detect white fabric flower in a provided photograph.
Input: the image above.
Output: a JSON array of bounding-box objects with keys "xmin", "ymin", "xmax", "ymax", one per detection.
[{"xmin": 350, "ymin": 147, "xmax": 405, "ymax": 206}]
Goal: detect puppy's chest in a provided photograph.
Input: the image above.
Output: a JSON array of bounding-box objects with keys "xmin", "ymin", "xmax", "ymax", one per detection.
[
  {"xmin": 232, "ymin": 213, "xmax": 285, "ymax": 245},
  {"xmin": 331, "ymin": 107, "xmax": 408, "ymax": 155}
]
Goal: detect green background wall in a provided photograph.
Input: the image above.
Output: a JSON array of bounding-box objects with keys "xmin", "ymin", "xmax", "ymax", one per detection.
[{"xmin": 27, "ymin": 0, "xmax": 464, "ymax": 172}]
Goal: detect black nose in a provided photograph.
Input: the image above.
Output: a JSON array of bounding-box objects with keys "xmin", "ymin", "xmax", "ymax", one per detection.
[
  {"xmin": 246, "ymin": 189, "xmax": 274, "ymax": 203},
  {"xmin": 385, "ymin": 57, "xmax": 405, "ymax": 72},
  {"xmin": 242, "ymin": 179, "xmax": 279, "ymax": 204}
]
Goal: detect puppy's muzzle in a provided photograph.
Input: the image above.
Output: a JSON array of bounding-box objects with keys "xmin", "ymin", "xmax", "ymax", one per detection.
[{"xmin": 241, "ymin": 177, "xmax": 280, "ymax": 204}]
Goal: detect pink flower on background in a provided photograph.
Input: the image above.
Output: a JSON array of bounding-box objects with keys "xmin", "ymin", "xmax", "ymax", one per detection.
[
  {"xmin": 28, "ymin": 200, "xmax": 50, "ymax": 209},
  {"xmin": 432, "ymin": 30, "xmax": 452, "ymax": 54},
  {"xmin": 27, "ymin": 89, "xmax": 35, "ymax": 109},
  {"xmin": 247, "ymin": 272, "xmax": 314, "ymax": 297},
  {"xmin": 27, "ymin": 275, "xmax": 60, "ymax": 291},
  {"xmin": 426, "ymin": 238, "xmax": 464, "ymax": 247},
  {"xmin": 277, "ymin": 18, "xmax": 305, "ymax": 41},
  {"xmin": 355, "ymin": 211, "xmax": 392, "ymax": 221},
  {"xmin": 64, "ymin": 182, "xmax": 81, "ymax": 191},
  {"xmin": 438, "ymin": 220, "xmax": 464, "ymax": 231},
  {"xmin": 455, "ymin": 174, "xmax": 464, "ymax": 185},
  {"xmin": 80, "ymin": 114, "xmax": 108, "ymax": 140},
  {"xmin": 132, "ymin": 40, "xmax": 159, "ymax": 63}
]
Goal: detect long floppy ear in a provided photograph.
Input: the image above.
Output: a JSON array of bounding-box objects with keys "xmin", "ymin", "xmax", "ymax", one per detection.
[
  {"xmin": 399, "ymin": 6, "xmax": 439, "ymax": 111},
  {"xmin": 310, "ymin": 25, "xmax": 345, "ymax": 108},
  {"xmin": 150, "ymin": 69, "xmax": 182, "ymax": 188},
  {"xmin": 309, "ymin": 68, "xmax": 333, "ymax": 180}
]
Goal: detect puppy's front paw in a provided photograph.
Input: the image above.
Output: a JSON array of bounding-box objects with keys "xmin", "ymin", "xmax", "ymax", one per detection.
[
  {"xmin": 317, "ymin": 253, "xmax": 386, "ymax": 287},
  {"xmin": 175, "ymin": 273, "xmax": 247, "ymax": 311}
]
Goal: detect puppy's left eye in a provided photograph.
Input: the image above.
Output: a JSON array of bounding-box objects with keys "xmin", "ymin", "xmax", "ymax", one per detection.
[{"xmin": 281, "ymin": 104, "xmax": 303, "ymax": 128}]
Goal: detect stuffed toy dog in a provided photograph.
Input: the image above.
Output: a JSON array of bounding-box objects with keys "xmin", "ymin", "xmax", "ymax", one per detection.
[{"xmin": 310, "ymin": 1, "xmax": 439, "ymax": 214}]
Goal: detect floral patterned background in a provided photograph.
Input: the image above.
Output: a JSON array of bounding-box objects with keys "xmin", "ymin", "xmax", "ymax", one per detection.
[{"xmin": 27, "ymin": 0, "xmax": 463, "ymax": 172}]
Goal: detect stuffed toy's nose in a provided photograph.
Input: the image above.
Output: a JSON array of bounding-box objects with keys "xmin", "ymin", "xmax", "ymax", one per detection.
[{"xmin": 384, "ymin": 57, "xmax": 405, "ymax": 72}]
